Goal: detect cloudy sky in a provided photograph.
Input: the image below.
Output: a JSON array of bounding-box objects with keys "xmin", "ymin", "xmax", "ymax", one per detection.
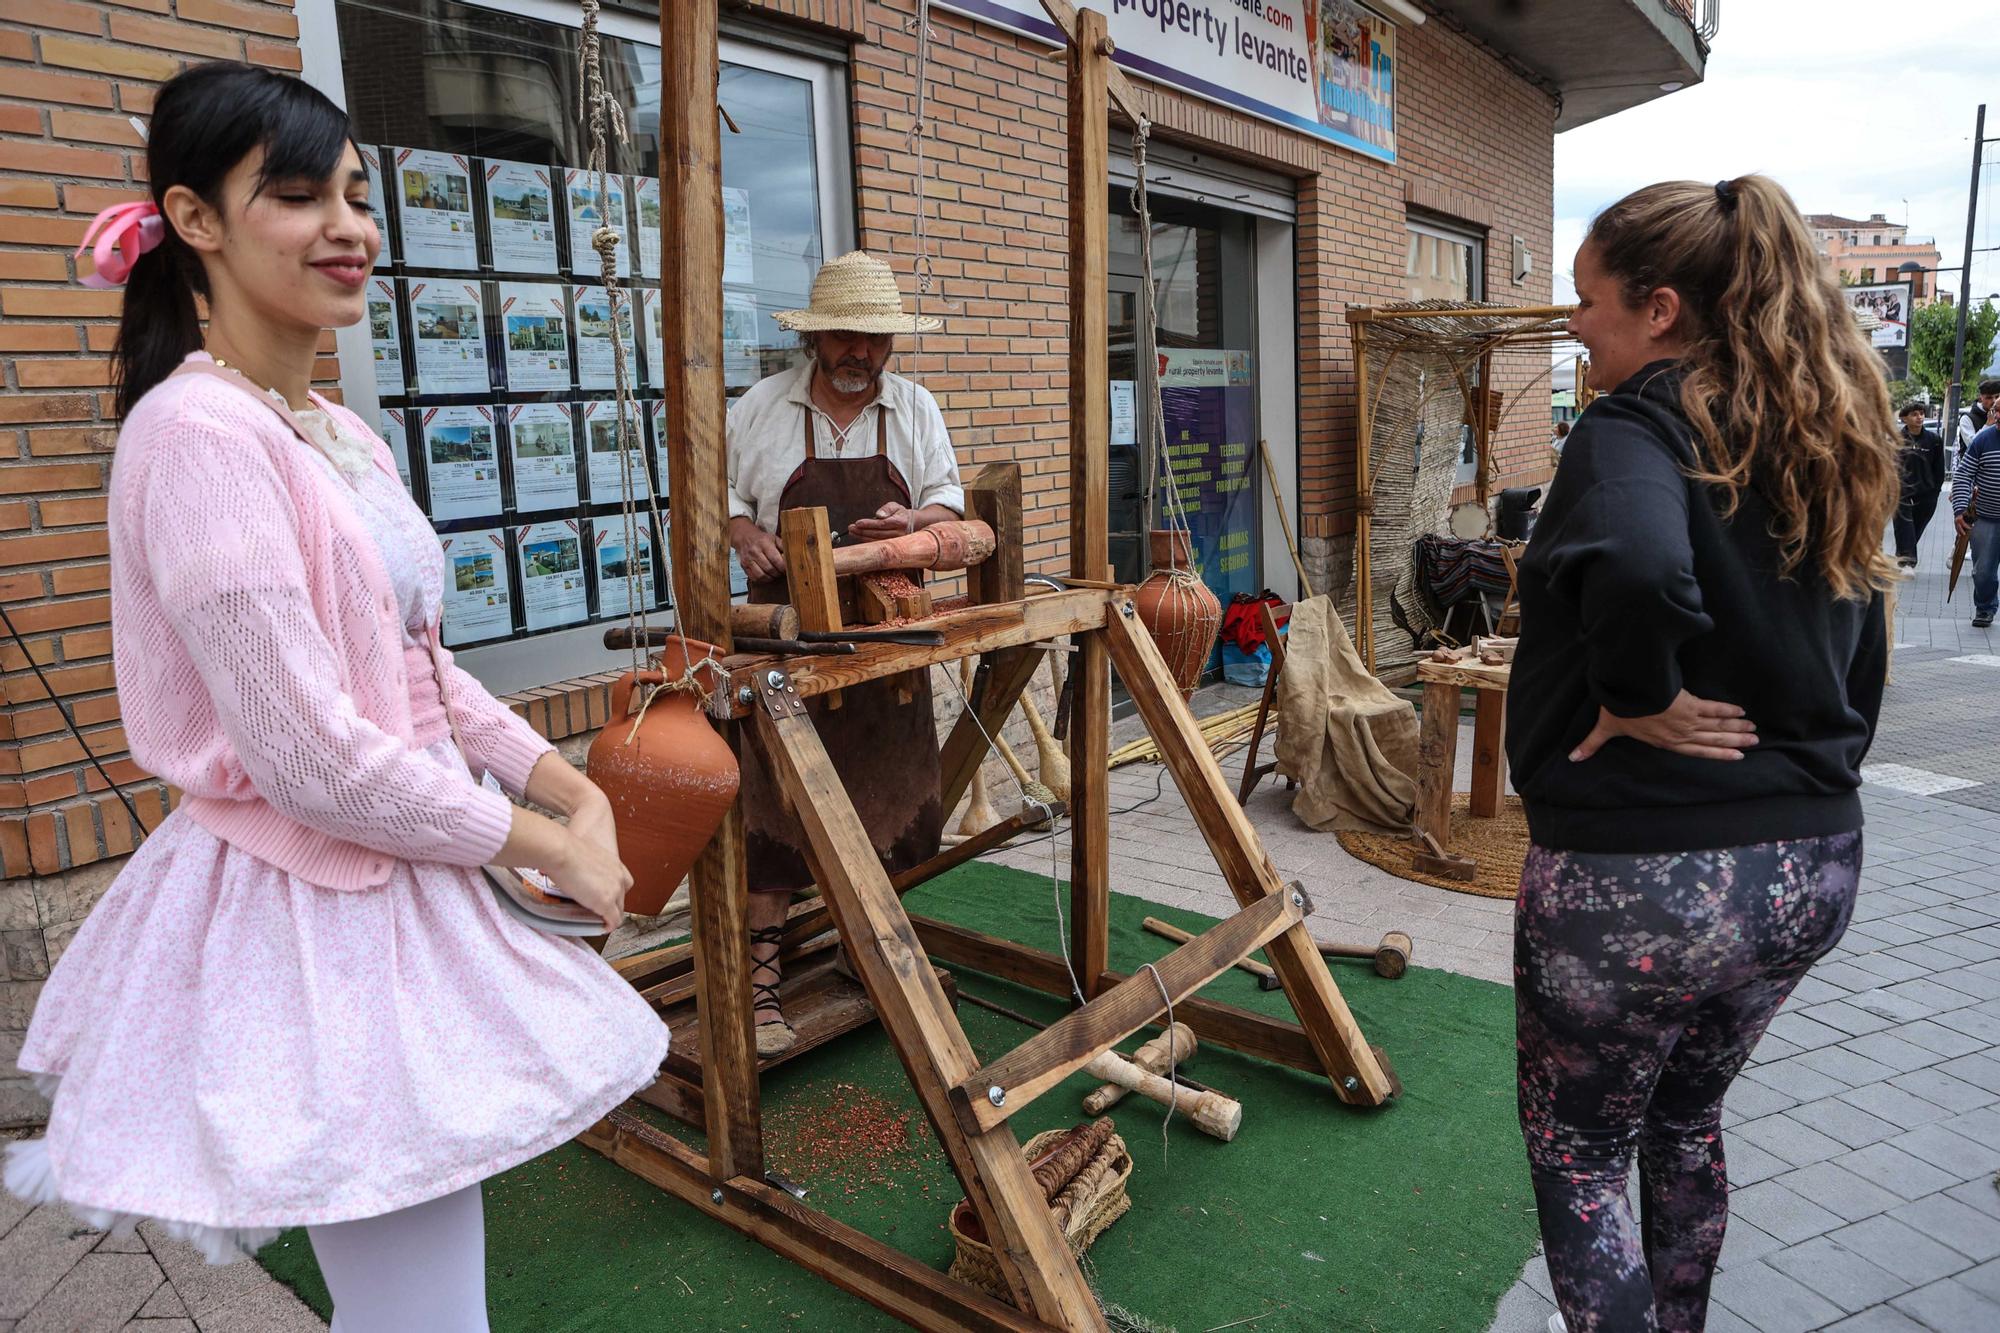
[{"xmin": 1552, "ymin": 0, "xmax": 2000, "ymax": 305}]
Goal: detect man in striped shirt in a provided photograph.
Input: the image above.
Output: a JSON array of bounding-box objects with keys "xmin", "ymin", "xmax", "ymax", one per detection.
[{"xmin": 1952, "ymin": 412, "xmax": 2000, "ymax": 627}]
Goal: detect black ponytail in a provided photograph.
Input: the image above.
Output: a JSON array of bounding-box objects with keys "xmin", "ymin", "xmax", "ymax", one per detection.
[{"xmin": 114, "ymin": 63, "xmax": 354, "ymax": 420}]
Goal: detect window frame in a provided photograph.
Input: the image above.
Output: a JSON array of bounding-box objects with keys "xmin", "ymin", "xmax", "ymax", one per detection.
[
  {"xmin": 1405, "ymin": 213, "xmax": 1487, "ymax": 487},
  {"xmin": 299, "ymin": 0, "xmax": 855, "ymax": 694}
]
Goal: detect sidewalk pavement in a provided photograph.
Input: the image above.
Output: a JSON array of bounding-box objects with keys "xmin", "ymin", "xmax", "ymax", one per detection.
[{"xmin": 4, "ymin": 516, "xmax": 1996, "ymax": 1330}]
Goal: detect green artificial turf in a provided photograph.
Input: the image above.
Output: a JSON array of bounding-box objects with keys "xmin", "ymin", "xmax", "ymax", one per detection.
[{"xmin": 258, "ymin": 861, "xmax": 1537, "ymax": 1331}]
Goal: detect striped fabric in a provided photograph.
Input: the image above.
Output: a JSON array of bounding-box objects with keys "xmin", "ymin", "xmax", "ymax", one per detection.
[{"xmin": 1952, "ymin": 423, "xmax": 2000, "ymax": 520}]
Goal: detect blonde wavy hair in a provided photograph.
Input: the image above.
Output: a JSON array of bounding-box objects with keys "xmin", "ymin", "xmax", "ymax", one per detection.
[{"xmin": 1587, "ymin": 175, "xmax": 1900, "ymax": 601}]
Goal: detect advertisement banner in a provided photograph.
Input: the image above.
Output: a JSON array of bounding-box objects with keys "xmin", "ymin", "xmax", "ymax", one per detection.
[
  {"xmin": 939, "ymin": 0, "xmax": 1397, "ymax": 163},
  {"xmin": 1844, "ymin": 280, "xmax": 1913, "ymax": 378},
  {"xmin": 1157, "ymin": 348, "xmax": 1260, "ymax": 610}
]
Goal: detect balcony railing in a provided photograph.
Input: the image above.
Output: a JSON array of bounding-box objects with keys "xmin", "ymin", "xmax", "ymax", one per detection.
[{"xmin": 1665, "ymin": 0, "xmax": 1721, "ymax": 44}]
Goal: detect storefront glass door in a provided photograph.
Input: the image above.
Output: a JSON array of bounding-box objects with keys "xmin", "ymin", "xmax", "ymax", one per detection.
[{"xmin": 1108, "ymin": 191, "xmax": 1262, "ymax": 618}]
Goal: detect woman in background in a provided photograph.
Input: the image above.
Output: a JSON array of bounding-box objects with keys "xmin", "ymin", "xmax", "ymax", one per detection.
[
  {"xmin": 1506, "ymin": 175, "xmax": 1895, "ymax": 1331},
  {"xmin": 4, "ymin": 63, "xmax": 665, "ymax": 1332}
]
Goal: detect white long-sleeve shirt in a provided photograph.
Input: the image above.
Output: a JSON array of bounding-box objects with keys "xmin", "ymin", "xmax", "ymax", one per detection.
[{"xmin": 726, "ymin": 361, "xmax": 964, "ymax": 533}]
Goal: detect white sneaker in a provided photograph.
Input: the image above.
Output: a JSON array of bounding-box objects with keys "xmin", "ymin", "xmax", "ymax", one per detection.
[{"xmin": 1547, "ymin": 1315, "xmax": 1568, "ymax": 1333}]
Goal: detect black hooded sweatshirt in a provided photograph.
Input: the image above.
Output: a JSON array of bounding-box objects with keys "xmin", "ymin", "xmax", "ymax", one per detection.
[{"xmin": 1504, "ymin": 360, "xmax": 1886, "ymax": 854}]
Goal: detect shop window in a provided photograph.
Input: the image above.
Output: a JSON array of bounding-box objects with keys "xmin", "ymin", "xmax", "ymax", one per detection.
[
  {"xmin": 1406, "ymin": 217, "xmax": 1485, "ymax": 486},
  {"xmin": 320, "ymin": 0, "xmax": 852, "ymax": 654}
]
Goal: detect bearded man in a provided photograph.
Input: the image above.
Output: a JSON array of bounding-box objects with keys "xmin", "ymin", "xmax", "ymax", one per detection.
[{"xmin": 724, "ymin": 251, "xmax": 963, "ymax": 1055}]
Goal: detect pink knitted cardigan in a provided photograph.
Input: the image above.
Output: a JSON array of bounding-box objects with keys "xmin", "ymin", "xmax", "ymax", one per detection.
[{"xmin": 110, "ymin": 356, "xmax": 552, "ymax": 890}]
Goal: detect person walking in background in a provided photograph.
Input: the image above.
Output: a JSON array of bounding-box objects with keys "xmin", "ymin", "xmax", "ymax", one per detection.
[
  {"xmin": 4, "ymin": 63, "xmax": 666, "ymax": 1331},
  {"xmin": 1952, "ymin": 407, "xmax": 2000, "ymax": 628},
  {"xmin": 1893, "ymin": 403, "xmax": 1946, "ymax": 572},
  {"xmin": 1550, "ymin": 418, "xmax": 1571, "ymax": 471},
  {"xmin": 1957, "ymin": 377, "xmax": 1998, "ymax": 460},
  {"xmin": 1507, "ymin": 174, "xmax": 1893, "ymax": 1332}
]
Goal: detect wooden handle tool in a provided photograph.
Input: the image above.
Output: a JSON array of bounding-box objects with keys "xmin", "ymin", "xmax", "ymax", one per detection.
[
  {"xmin": 1082, "ymin": 1049, "xmax": 1240, "ymax": 1142},
  {"xmin": 1315, "ymin": 930, "xmax": 1413, "ymax": 980},
  {"xmin": 1142, "ymin": 915, "xmax": 1282, "ymax": 991},
  {"xmin": 1082, "ymin": 1022, "xmax": 1196, "ymax": 1115}
]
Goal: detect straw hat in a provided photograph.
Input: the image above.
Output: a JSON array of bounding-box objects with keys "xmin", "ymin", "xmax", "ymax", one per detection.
[{"xmin": 773, "ymin": 251, "xmax": 943, "ymax": 334}]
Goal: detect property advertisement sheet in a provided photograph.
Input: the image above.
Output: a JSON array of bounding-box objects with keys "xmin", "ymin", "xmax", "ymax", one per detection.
[
  {"xmin": 420, "ymin": 404, "xmax": 504, "ymax": 521},
  {"xmin": 497, "ymin": 282, "xmax": 571, "ymax": 391},
  {"xmin": 484, "ymin": 160, "xmax": 561, "ymax": 274},
  {"xmin": 394, "ymin": 147, "xmax": 479, "ymax": 269},
  {"xmin": 516, "ymin": 519, "xmax": 589, "ymax": 631},
  {"xmin": 440, "ymin": 528, "xmax": 513, "ymax": 645},
  {"xmin": 506, "ymin": 401, "xmax": 579, "ymax": 512}
]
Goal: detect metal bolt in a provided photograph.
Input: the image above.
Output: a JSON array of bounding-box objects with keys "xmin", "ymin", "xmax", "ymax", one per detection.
[
  {"xmin": 710, "ymin": 1188, "xmax": 724, "ymax": 1205},
  {"xmin": 987, "ymin": 1085, "xmax": 1007, "ymax": 1108},
  {"xmin": 735, "ymin": 685, "xmax": 754, "ymax": 706},
  {"xmin": 1120, "ymin": 601, "xmax": 1136, "ymax": 617},
  {"xmin": 765, "ymin": 669, "xmax": 785, "ymax": 689},
  {"xmin": 1342, "ymin": 1076, "xmax": 1359, "ymax": 1093},
  {"xmin": 1290, "ymin": 889, "xmax": 1305, "ymax": 909}
]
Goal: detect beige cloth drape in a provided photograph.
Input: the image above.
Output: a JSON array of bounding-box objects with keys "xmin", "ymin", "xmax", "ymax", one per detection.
[{"xmin": 1273, "ymin": 596, "xmax": 1420, "ymax": 834}]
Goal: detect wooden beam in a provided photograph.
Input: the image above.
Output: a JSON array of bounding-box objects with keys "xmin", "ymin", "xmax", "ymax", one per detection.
[
  {"xmin": 1345, "ymin": 304, "xmax": 1577, "ymax": 323},
  {"xmin": 949, "ymin": 888, "xmax": 1302, "ymax": 1135},
  {"xmin": 1101, "ymin": 601, "xmax": 1394, "ymax": 1105},
  {"xmin": 1415, "ymin": 679, "xmax": 1458, "ymax": 849},
  {"xmin": 659, "ymin": 0, "xmax": 731, "ymax": 648},
  {"xmin": 718, "ymin": 590, "xmax": 1111, "ymax": 713},
  {"xmin": 907, "ymin": 916, "xmax": 1328, "ymax": 1074},
  {"xmin": 581, "ymin": 1112, "xmax": 1057, "ymax": 1333},
  {"xmin": 781, "ymin": 506, "xmax": 844, "ymax": 634},
  {"xmin": 965, "ymin": 463, "xmax": 1025, "ymax": 606},
  {"xmin": 688, "ymin": 799, "xmax": 764, "ymax": 1178},
  {"xmin": 753, "ymin": 703, "xmax": 1107, "ymax": 1331},
  {"xmin": 1471, "ymin": 689, "xmax": 1506, "ymax": 819},
  {"xmin": 1065, "ymin": 6, "xmax": 1113, "ymax": 1004},
  {"xmin": 1354, "ymin": 320, "xmax": 1373, "ymax": 672},
  {"xmin": 1036, "ymin": 0, "xmax": 1144, "ymax": 123}
]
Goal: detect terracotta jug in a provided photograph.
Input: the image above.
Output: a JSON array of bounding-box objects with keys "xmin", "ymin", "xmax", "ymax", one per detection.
[
  {"xmin": 1133, "ymin": 529, "xmax": 1221, "ymax": 700},
  {"xmin": 586, "ymin": 639, "xmax": 739, "ymax": 916}
]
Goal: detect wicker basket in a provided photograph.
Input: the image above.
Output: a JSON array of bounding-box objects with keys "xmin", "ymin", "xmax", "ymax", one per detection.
[{"xmin": 946, "ymin": 1126, "xmax": 1134, "ymax": 1300}]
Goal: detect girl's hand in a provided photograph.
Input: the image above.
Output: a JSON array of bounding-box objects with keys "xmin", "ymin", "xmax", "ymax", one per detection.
[
  {"xmin": 566, "ymin": 793, "xmax": 621, "ymax": 867},
  {"xmin": 545, "ymin": 829, "xmax": 632, "ymax": 933},
  {"xmin": 1570, "ymin": 690, "xmax": 1758, "ymax": 763}
]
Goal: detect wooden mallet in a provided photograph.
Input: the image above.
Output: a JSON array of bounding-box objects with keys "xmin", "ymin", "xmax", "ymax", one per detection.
[
  {"xmin": 1083, "ymin": 1048, "xmax": 1241, "ymax": 1142},
  {"xmin": 1314, "ymin": 930, "xmax": 1414, "ymax": 980},
  {"xmin": 1142, "ymin": 916, "xmax": 1282, "ymax": 990},
  {"xmin": 1082, "ymin": 1022, "xmax": 1197, "ymax": 1115}
]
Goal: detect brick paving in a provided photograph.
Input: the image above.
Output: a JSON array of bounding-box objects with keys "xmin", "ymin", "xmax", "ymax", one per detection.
[{"xmin": 5, "ymin": 520, "xmax": 1996, "ymax": 1329}]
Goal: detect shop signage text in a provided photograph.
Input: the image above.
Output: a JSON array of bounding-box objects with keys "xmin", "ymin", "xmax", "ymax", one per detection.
[{"xmin": 942, "ymin": 0, "xmax": 1398, "ymax": 163}]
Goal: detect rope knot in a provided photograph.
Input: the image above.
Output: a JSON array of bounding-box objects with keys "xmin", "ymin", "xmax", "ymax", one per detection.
[{"xmin": 592, "ymin": 225, "xmax": 621, "ymax": 256}]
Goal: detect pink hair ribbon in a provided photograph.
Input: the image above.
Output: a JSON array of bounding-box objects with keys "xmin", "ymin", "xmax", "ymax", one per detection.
[{"xmin": 75, "ymin": 201, "xmax": 165, "ymax": 289}]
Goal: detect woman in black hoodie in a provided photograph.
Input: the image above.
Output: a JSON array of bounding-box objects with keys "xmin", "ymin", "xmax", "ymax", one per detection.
[{"xmin": 1507, "ymin": 176, "xmax": 1896, "ymax": 1333}]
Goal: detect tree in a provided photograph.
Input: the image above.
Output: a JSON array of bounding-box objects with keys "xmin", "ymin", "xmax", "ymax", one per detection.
[{"xmin": 1909, "ymin": 299, "xmax": 2000, "ymax": 402}]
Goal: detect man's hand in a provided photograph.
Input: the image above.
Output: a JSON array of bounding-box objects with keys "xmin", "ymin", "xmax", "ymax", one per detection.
[
  {"xmin": 729, "ymin": 516, "xmax": 786, "ymax": 583},
  {"xmin": 1570, "ymin": 690, "xmax": 1758, "ymax": 763},
  {"xmin": 1957, "ymin": 512, "xmax": 1974, "ymax": 539},
  {"xmin": 847, "ymin": 501, "xmax": 917, "ymax": 543}
]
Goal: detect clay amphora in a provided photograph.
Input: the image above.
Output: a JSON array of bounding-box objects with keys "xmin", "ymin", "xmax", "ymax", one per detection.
[
  {"xmin": 1133, "ymin": 529, "xmax": 1221, "ymax": 700},
  {"xmin": 586, "ymin": 640, "xmax": 739, "ymax": 916}
]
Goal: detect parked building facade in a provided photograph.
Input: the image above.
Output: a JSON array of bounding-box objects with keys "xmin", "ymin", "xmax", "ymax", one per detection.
[
  {"xmin": 1807, "ymin": 211, "xmax": 1945, "ymax": 303},
  {"xmin": 0, "ymin": 0, "xmax": 1706, "ymax": 1124}
]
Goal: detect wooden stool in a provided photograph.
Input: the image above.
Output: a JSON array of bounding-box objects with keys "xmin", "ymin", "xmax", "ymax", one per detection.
[{"xmin": 1413, "ymin": 657, "xmax": 1510, "ymax": 853}]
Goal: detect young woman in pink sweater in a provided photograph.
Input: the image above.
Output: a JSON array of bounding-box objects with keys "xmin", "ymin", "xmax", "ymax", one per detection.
[{"xmin": 3, "ymin": 63, "xmax": 667, "ymax": 1330}]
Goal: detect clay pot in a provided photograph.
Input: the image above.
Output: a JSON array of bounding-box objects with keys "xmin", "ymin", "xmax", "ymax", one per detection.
[
  {"xmin": 586, "ymin": 640, "xmax": 739, "ymax": 916},
  {"xmin": 1134, "ymin": 529, "xmax": 1221, "ymax": 700}
]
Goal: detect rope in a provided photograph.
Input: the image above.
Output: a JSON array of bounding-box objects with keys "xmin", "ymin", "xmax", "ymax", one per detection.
[
  {"xmin": 1137, "ymin": 961, "xmax": 1175, "ymax": 1170},
  {"xmin": 904, "ymin": 0, "xmax": 957, "ymax": 339},
  {"xmin": 579, "ymin": 0, "xmax": 722, "ymax": 710}
]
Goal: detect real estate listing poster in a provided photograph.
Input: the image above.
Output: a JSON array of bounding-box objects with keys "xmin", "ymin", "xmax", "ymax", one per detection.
[
  {"xmin": 394, "ymin": 147, "xmax": 478, "ymax": 270},
  {"xmin": 583, "ymin": 400, "xmax": 651, "ymax": 504},
  {"xmin": 592, "ymin": 516, "xmax": 659, "ymax": 616},
  {"xmin": 496, "ymin": 282, "xmax": 571, "ymax": 391},
  {"xmin": 566, "ymin": 169, "xmax": 629, "ymax": 279},
  {"xmin": 361, "ymin": 145, "xmax": 393, "ymax": 266},
  {"xmin": 483, "ymin": 160, "xmax": 560, "ymax": 274},
  {"xmin": 367, "ymin": 278, "xmax": 405, "ymax": 399},
  {"xmin": 408, "ymin": 281, "xmax": 492, "ymax": 394},
  {"xmin": 635, "ymin": 177, "xmax": 662, "ymax": 278},
  {"xmin": 506, "ymin": 401, "xmax": 579, "ymax": 512},
  {"xmin": 440, "ymin": 528, "xmax": 513, "ymax": 646},
  {"xmin": 574, "ymin": 285, "xmax": 638, "ymax": 391},
  {"xmin": 516, "ymin": 519, "xmax": 589, "ymax": 631},
  {"xmin": 378, "ymin": 407, "xmax": 412, "ymax": 490},
  {"xmin": 420, "ymin": 404, "xmax": 504, "ymax": 521}
]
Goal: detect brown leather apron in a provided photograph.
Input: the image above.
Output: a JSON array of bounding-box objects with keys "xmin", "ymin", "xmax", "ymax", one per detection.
[{"xmin": 739, "ymin": 403, "xmax": 943, "ymax": 893}]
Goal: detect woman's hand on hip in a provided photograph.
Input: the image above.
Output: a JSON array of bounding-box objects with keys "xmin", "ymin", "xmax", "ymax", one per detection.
[{"xmin": 1570, "ymin": 690, "xmax": 1758, "ymax": 763}]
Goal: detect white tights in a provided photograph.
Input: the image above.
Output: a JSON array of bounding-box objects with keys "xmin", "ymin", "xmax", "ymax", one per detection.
[{"xmin": 307, "ymin": 1182, "xmax": 489, "ymax": 1333}]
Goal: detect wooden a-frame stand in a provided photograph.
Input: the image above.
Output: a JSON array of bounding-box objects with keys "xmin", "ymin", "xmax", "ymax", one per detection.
[{"xmin": 579, "ymin": 5, "xmax": 1394, "ymax": 1329}]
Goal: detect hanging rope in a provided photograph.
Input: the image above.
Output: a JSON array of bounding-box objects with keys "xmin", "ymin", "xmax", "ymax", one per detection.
[
  {"xmin": 579, "ymin": 0, "xmax": 724, "ymax": 712},
  {"xmin": 905, "ymin": 0, "xmax": 958, "ymax": 339}
]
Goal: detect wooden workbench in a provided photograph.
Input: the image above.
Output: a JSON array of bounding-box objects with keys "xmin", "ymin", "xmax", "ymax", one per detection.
[{"xmin": 1413, "ymin": 657, "xmax": 1510, "ymax": 850}]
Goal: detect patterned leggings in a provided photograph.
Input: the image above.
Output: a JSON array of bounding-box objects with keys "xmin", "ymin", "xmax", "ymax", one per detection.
[{"xmin": 1515, "ymin": 833, "xmax": 1861, "ymax": 1332}]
